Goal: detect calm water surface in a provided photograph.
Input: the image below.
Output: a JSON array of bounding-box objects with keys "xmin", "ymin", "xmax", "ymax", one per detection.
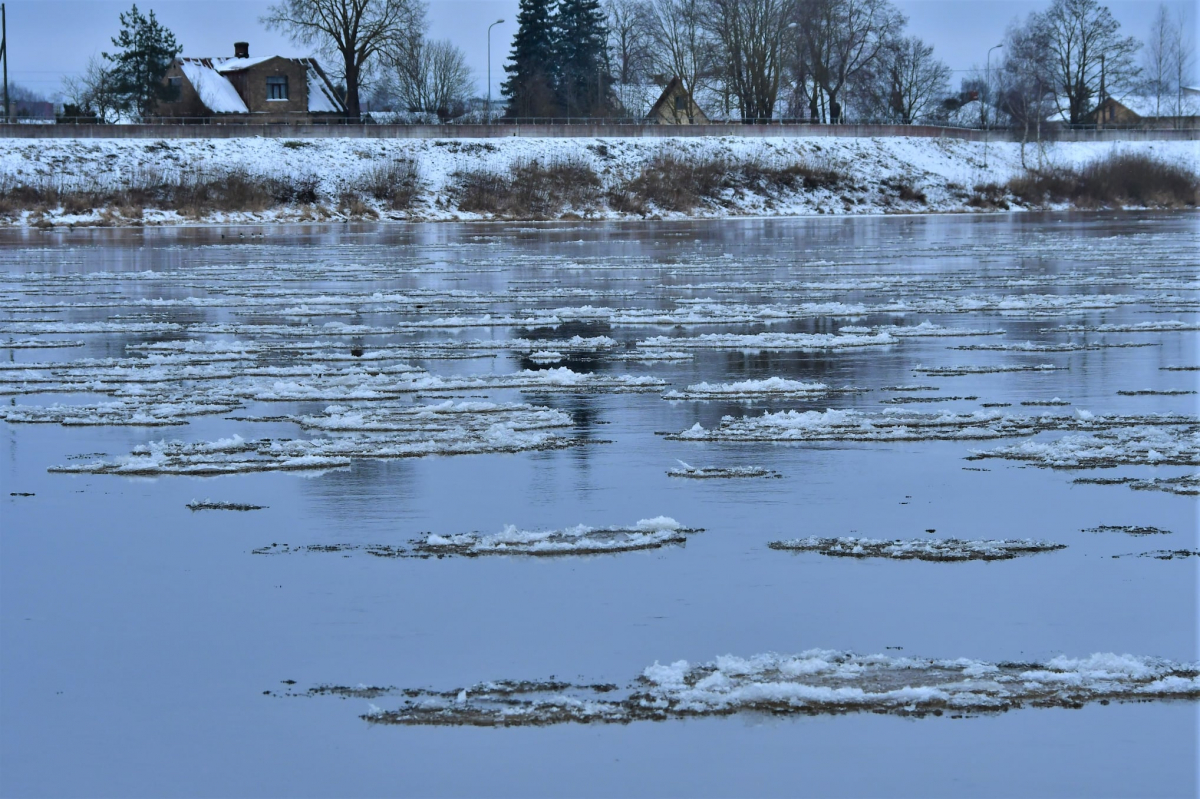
[{"xmin": 1, "ymin": 213, "xmax": 1197, "ymax": 797}]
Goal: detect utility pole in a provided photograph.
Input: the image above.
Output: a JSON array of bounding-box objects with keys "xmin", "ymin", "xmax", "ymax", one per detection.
[{"xmin": 2, "ymin": 3, "xmax": 9, "ymax": 123}]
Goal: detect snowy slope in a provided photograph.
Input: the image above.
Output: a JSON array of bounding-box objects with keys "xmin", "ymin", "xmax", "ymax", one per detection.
[{"xmin": 0, "ymin": 135, "xmax": 1195, "ymax": 225}]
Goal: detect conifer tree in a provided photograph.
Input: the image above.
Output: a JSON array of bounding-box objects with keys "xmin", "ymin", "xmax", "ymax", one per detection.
[
  {"xmin": 502, "ymin": 0, "xmax": 560, "ymax": 117},
  {"xmin": 554, "ymin": 0, "xmax": 613, "ymax": 116},
  {"xmin": 103, "ymin": 4, "xmax": 181, "ymax": 119}
]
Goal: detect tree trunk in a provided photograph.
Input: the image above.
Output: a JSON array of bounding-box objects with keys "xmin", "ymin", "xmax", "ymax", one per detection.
[{"xmin": 344, "ymin": 55, "xmax": 361, "ymax": 119}]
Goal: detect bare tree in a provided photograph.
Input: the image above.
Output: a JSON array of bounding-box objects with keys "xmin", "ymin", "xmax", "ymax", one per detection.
[
  {"xmin": 1143, "ymin": 3, "xmax": 1172, "ymax": 117},
  {"xmin": 998, "ymin": 16, "xmax": 1055, "ymax": 167},
  {"xmin": 644, "ymin": 0, "xmax": 715, "ymax": 122},
  {"xmin": 262, "ymin": 0, "xmax": 426, "ymax": 119},
  {"xmin": 387, "ymin": 38, "xmax": 475, "ymax": 120},
  {"xmin": 605, "ymin": 0, "xmax": 653, "ymax": 85},
  {"xmin": 62, "ymin": 55, "xmax": 123, "ymax": 123},
  {"xmin": 1167, "ymin": 6, "xmax": 1196, "ymax": 121},
  {"xmin": 875, "ymin": 35, "xmax": 949, "ymax": 124},
  {"xmin": 1036, "ymin": 0, "xmax": 1141, "ymax": 125},
  {"xmin": 795, "ymin": 0, "xmax": 904, "ymax": 123},
  {"xmin": 702, "ymin": 0, "xmax": 793, "ymax": 121}
]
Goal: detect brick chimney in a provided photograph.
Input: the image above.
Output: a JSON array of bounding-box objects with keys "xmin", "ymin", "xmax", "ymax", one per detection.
[{"xmin": 234, "ymin": 42, "xmax": 249, "ymax": 59}]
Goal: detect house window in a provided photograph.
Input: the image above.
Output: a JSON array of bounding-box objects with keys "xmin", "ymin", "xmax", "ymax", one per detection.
[
  {"xmin": 674, "ymin": 95, "xmax": 688, "ymax": 112},
  {"xmin": 167, "ymin": 76, "xmax": 183, "ymax": 90},
  {"xmin": 266, "ymin": 76, "xmax": 288, "ymax": 101}
]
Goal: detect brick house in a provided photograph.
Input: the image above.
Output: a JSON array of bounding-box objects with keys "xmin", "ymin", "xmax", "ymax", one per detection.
[{"xmin": 157, "ymin": 42, "xmax": 345, "ymax": 120}]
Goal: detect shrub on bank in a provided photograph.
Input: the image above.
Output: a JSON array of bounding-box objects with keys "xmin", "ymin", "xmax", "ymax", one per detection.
[
  {"xmin": 610, "ymin": 150, "xmax": 842, "ymax": 214},
  {"xmin": 451, "ymin": 157, "xmax": 602, "ymax": 218},
  {"xmin": 1009, "ymin": 152, "xmax": 1198, "ymax": 208}
]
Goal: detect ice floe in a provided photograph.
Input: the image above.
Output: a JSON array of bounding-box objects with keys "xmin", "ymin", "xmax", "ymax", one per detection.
[
  {"xmin": 667, "ymin": 462, "xmax": 781, "ymax": 479},
  {"xmin": 49, "ymin": 424, "xmax": 581, "ymax": 476},
  {"xmin": 968, "ymin": 426, "xmax": 1200, "ymax": 468},
  {"xmin": 337, "ymin": 649, "xmax": 1200, "ymax": 726},
  {"xmin": 186, "ymin": 499, "xmax": 266, "ymax": 511},
  {"xmin": 412, "ymin": 517, "xmax": 700, "ymax": 557},
  {"xmin": 667, "ymin": 409, "xmax": 1196, "ymax": 444},
  {"xmin": 1081, "ymin": 525, "xmax": 1171, "ymax": 536},
  {"xmin": 638, "ymin": 331, "xmax": 897, "ymax": 352},
  {"xmin": 663, "ymin": 377, "xmax": 839, "ymax": 400},
  {"xmin": 1071, "ymin": 473, "xmax": 1199, "ymax": 496},
  {"xmin": 767, "ymin": 536, "xmax": 1065, "ymax": 561},
  {"xmin": 913, "ymin": 364, "xmax": 1067, "ymax": 377}
]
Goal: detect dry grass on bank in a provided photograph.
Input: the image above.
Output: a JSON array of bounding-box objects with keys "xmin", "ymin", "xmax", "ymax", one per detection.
[
  {"xmin": 609, "ymin": 151, "xmax": 842, "ymax": 214},
  {"xmin": 0, "ymin": 158, "xmax": 422, "ymax": 222},
  {"xmin": 1008, "ymin": 152, "xmax": 1198, "ymax": 208},
  {"xmin": 450, "ymin": 157, "xmax": 603, "ymax": 218}
]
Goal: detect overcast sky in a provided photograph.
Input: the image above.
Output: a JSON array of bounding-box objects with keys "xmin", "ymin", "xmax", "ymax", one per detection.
[{"xmin": 3, "ymin": 0, "xmax": 1194, "ymax": 100}]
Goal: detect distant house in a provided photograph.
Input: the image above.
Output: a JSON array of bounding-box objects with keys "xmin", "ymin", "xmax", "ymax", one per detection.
[
  {"xmin": 1085, "ymin": 94, "xmax": 1199, "ymax": 129},
  {"xmin": 646, "ymin": 77, "xmax": 709, "ymax": 125},
  {"xmin": 156, "ymin": 42, "xmax": 345, "ymax": 121},
  {"xmin": 11, "ymin": 100, "xmax": 55, "ymax": 120}
]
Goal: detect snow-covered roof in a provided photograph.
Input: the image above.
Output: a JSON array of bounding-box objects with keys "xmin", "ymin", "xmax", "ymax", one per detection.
[
  {"xmin": 176, "ymin": 56, "xmax": 345, "ymax": 114},
  {"xmin": 180, "ymin": 60, "xmax": 249, "ymax": 113},
  {"xmin": 1111, "ymin": 93, "xmax": 1200, "ymax": 118},
  {"xmin": 214, "ymin": 56, "xmax": 276, "ymax": 73},
  {"xmin": 306, "ymin": 66, "xmax": 343, "ymax": 113}
]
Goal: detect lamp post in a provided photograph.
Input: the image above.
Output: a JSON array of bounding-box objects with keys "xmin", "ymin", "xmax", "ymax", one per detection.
[
  {"xmin": 984, "ymin": 43, "xmax": 1003, "ymax": 170},
  {"xmin": 779, "ymin": 21, "xmax": 797, "ymax": 124},
  {"xmin": 487, "ymin": 19, "xmax": 505, "ymax": 124}
]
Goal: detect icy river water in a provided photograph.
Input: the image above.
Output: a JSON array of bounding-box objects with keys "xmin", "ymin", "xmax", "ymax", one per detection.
[{"xmin": 1, "ymin": 213, "xmax": 1197, "ymax": 797}]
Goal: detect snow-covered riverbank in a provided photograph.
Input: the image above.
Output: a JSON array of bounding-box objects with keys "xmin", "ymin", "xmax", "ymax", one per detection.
[{"xmin": 1, "ymin": 135, "xmax": 1195, "ymax": 225}]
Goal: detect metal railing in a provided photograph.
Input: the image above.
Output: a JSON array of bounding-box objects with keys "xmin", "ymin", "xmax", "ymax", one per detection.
[{"xmin": 10, "ymin": 115, "xmax": 1195, "ymax": 131}]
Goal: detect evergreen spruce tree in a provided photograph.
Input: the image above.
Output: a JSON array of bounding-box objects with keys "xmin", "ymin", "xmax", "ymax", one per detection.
[
  {"xmin": 103, "ymin": 4, "xmax": 181, "ymax": 119},
  {"xmin": 553, "ymin": 0, "xmax": 613, "ymax": 117},
  {"xmin": 501, "ymin": 0, "xmax": 560, "ymax": 118}
]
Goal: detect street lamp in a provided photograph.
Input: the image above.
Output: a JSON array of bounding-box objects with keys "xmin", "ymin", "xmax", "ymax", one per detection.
[
  {"xmin": 984, "ymin": 43, "xmax": 1003, "ymax": 169},
  {"xmin": 487, "ymin": 19, "xmax": 505, "ymax": 124},
  {"xmin": 781, "ymin": 22, "xmax": 797, "ymax": 125}
]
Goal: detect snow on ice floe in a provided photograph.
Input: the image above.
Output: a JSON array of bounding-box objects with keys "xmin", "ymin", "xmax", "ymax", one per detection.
[
  {"xmin": 638, "ymin": 331, "xmax": 896, "ymax": 352},
  {"xmin": 186, "ymin": 499, "xmax": 266, "ymax": 511},
  {"xmin": 767, "ymin": 536, "xmax": 1065, "ymax": 561},
  {"xmin": 951, "ymin": 341, "xmax": 1159, "ymax": 352},
  {"xmin": 0, "ymin": 338, "xmax": 84, "ymax": 349},
  {"xmin": 1082, "ymin": 525, "xmax": 1171, "ymax": 536},
  {"xmin": 290, "ymin": 402, "xmax": 573, "ymax": 433},
  {"xmin": 262, "ymin": 517, "xmax": 705, "ymax": 558},
  {"xmin": 411, "ymin": 517, "xmax": 701, "ymax": 557},
  {"xmin": 968, "ymin": 426, "xmax": 1199, "ymax": 469},
  {"xmin": 1049, "ymin": 320, "xmax": 1200, "ymax": 333},
  {"xmin": 667, "ymin": 461, "xmax": 781, "ymax": 479},
  {"xmin": 913, "ymin": 363, "xmax": 1067, "ymax": 377},
  {"xmin": 48, "ymin": 424, "xmax": 583, "ymax": 476},
  {"xmin": 0, "ymin": 399, "xmax": 240, "ymax": 426},
  {"xmin": 663, "ymin": 377, "xmax": 847, "ymax": 401},
  {"xmin": 1117, "ymin": 389, "xmax": 1197, "ymax": 396},
  {"xmin": 667, "ymin": 408, "xmax": 1196, "ymax": 444},
  {"xmin": 330, "ymin": 650, "xmax": 1200, "ymax": 726},
  {"xmin": 1072, "ymin": 473, "xmax": 1198, "ymax": 496}
]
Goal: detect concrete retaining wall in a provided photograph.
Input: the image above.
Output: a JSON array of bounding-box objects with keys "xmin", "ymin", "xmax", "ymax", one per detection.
[{"xmin": 2, "ymin": 123, "xmax": 1197, "ymax": 142}]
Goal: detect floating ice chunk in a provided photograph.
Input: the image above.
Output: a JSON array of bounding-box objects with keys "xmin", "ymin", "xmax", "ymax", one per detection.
[
  {"xmin": 49, "ymin": 423, "xmax": 581, "ymax": 476},
  {"xmin": 412, "ymin": 517, "xmax": 700, "ymax": 557},
  {"xmin": 639, "ymin": 331, "xmax": 896, "ymax": 352},
  {"xmin": 339, "ymin": 649, "xmax": 1200, "ymax": 727},
  {"xmin": 767, "ymin": 536, "xmax": 1066, "ymax": 561},
  {"xmin": 667, "ymin": 462, "xmax": 781, "ymax": 479},
  {"xmin": 669, "ymin": 409, "xmax": 1196, "ymax": 444},
  {"xmin": 663, "ymin": 377, "xmax": 833, "ymax": 400},
  {"xmin": 969, "ymin": 426, "xmax": 1199, "ymax": 469}
]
